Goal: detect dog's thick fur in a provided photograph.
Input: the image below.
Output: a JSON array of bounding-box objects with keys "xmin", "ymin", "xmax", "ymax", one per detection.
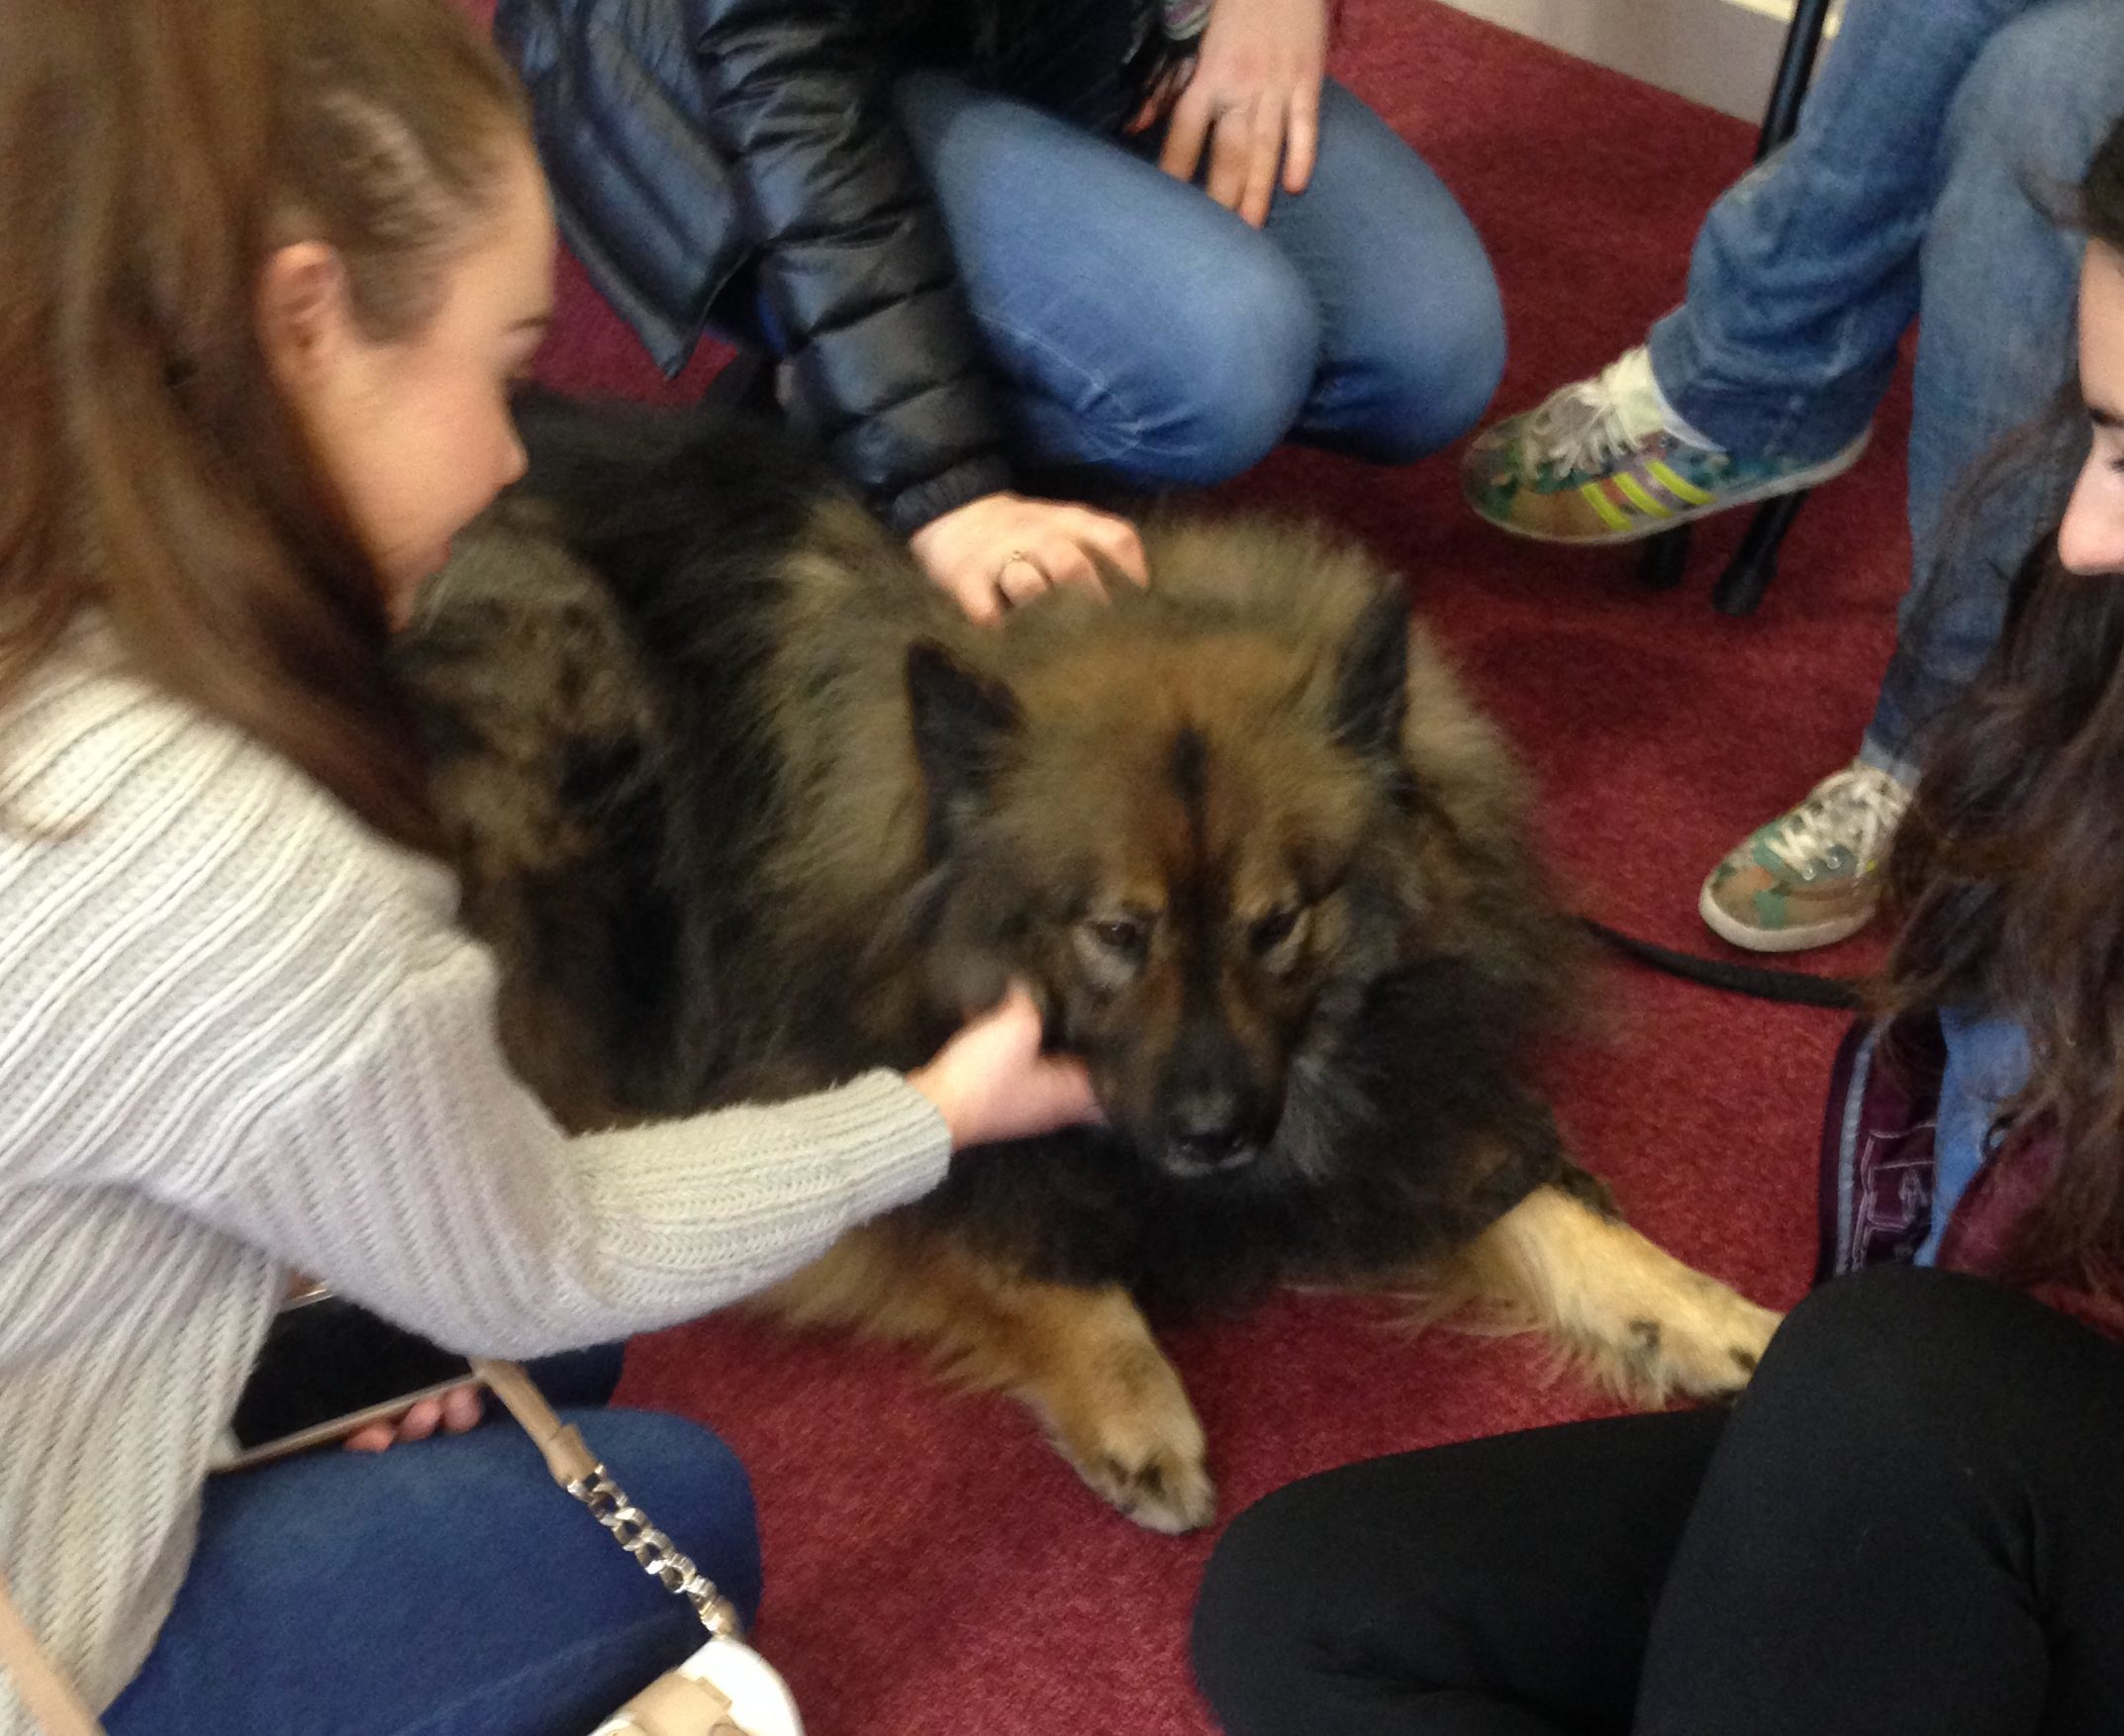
[{"xmin": 402, "ymin": 397, "xmax": 1778, "ymax": 1531}]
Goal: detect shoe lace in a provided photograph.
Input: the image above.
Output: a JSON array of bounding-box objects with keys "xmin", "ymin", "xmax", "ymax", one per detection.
[
  {"xmin": 1759, "ymin": 767, "xmax": 1913, "ymax": 877},
  {"xmin": 1522, "ymin": 346, "xmax": 1688, "ymax": 476}
]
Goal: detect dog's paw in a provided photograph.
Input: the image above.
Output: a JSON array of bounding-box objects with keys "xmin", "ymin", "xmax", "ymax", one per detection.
[
  {"xmin": 1040, "ymin": 1343, "xmax": 1215, "ymax": 1533},
  {"xmin": 1477, "ymin": 1187, "xmax": 1784, "ymax": 1408},
  {"xmin": 1605, "ymin": 1274, "xmax": 1782, "ymax": 1403},
  {"xmin": 1065, "ymin": 1413, "xmax": 1215, "ymax": 1534}
]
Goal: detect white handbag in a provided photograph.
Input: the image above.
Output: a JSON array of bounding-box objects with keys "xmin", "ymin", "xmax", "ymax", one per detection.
[{"xmin": 0, "ymin": 1359, "xmax": 803, "ymax": 1736}]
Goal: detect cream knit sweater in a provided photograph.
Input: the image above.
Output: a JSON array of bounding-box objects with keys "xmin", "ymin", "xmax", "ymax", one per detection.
[{"xmin": 0, "ymin": 644, "xmax": 950, "ymax": 1728}]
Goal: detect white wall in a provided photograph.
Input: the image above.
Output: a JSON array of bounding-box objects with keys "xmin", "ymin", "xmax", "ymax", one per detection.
[{"xmin": 1430, "ymin": 0, "xmax": 1838, "ymax": 123}]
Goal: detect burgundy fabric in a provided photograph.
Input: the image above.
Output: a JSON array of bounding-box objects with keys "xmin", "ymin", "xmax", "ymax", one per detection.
[
  {"xmin": 458, "ymin": 0, "xmax": 1913, "ymax": 1728},
  {"xmin": 1826, "ymin": 1018, "xmax": 2124, "ymax": 1344},
  {"xmin": 1814, "ymin": 1014, "xmax": 1941, "ymax": 1284},
  {"xmin": 1934, "ymin": 1141, "xmax": 2124, "ymax": 1343}
]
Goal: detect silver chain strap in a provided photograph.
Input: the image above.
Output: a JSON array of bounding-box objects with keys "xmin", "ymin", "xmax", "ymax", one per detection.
[{"xmin": 567, "ymin": 1464, "xmax": 742, "ymax": 1638}]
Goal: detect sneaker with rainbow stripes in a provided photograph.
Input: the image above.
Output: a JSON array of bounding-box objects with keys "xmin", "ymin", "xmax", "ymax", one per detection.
[{"xmin": 1461, "ymin": 346, "xmax": 1869, "ymax": 545}]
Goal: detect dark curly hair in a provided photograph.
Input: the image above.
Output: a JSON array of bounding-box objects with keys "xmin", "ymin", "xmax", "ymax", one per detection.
[{"xmin": 1879, "ymin": 114, "xmax": 2124, "ymax": 1294}]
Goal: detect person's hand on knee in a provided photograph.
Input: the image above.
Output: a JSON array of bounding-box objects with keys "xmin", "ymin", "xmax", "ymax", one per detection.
[
  {"xmin": 909, "ymin": 492, "xmax": 1147, "ymax": 625},
  {"xmin": 1155, "ymin": 0, "xmax": 1328, "ymax": 226}
]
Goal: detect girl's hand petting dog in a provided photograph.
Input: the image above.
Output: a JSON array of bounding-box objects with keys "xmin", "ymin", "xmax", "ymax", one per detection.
[
  {"xmin": 910, "ymin": 983, "xmax": 1105, "ymax": 1148},
  {"xmin": 910, "ymin": 492, "xmax": 1147, "ymax": 626},
  {"xmin": 1151, "ymin": 0, "xmax": 1328, "ymax": 227},
  {"xmin": 342, "ymin": 1384, "xmax": 484, "ymax": 1453}
]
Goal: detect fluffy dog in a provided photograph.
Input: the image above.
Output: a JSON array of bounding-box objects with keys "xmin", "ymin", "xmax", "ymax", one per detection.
[{"xmin": 400, "ymin": 397, "xmax": 1778, "ymax": 1531}]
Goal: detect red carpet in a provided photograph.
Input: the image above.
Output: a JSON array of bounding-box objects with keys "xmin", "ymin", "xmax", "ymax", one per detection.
[{"xmin": 486, "ymin": 3, "xmax": 1910, "ymax": 1728}]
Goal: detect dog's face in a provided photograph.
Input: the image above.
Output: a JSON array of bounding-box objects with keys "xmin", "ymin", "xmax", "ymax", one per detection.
[{"xmin": 907, "ymin": 589, "xmax": 1419, "ymax": 1183}]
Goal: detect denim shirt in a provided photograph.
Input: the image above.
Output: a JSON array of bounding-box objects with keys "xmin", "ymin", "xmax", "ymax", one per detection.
[{"xmin": 1914, "ymin": 1010, "xmax": 2031, "ymax": 1266}]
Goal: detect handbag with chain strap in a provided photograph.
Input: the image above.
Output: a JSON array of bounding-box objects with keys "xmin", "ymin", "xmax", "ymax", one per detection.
[{"xmin": 0, "ymin": 1359, "xmax": 802, "ymax": 1736}]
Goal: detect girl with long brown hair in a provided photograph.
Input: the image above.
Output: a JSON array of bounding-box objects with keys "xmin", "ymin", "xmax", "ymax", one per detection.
[
  {"xmin": 1193, "ymin": 105, "xmax": 2124, "ymax": 1736},
  {"xmin": 0, "ymin": 3, "xmax": 1097, "ymax": 1731}
]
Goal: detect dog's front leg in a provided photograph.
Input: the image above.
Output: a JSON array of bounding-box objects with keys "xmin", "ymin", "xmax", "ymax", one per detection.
[
  {"xmin": 1011, "ymin": 1277, "xmax": 1214, "ymax": 1535},
  {"xmin": 761, "ymin": 1225, "xmax": 1214, "ymax": 1532},
  {"xmin": 1453, "ymin": 1180, "xmax": 1784, "ymax": 1404}
]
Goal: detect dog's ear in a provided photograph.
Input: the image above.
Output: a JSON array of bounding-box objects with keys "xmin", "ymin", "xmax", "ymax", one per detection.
[
  {"xmin": 906, "ymin": 640, "xmax": 1022, "ymax": 850},
  {"xmin": 1329, "ymin": 587, "xmax": 1410, "ymax": 761}
]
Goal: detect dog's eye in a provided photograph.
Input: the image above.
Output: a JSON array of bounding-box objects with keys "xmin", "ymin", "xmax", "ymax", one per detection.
[
  {"xmin": 1251, "ymin": 907, "xmax": 1303, "ymax": 954},
  {"xmin": 1087, "ymin": 916, "xmax": 1149, "ymax": 957}
]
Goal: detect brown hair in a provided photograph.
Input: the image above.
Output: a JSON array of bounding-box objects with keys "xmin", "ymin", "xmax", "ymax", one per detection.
[
  {"xmin": 0, "ymin": 0, "xmax": 527, "ymax": 849},
  {"xmin": 1880, "ymin": 115, "xmax": 2124, "ymax": 1293}
]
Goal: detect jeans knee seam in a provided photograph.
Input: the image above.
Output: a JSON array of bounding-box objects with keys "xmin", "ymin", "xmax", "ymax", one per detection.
[
  {"xmin": 972, "ymin": 303, "xmax": 1307, "ymax": 476},
  {"xmin": 970, "ymin": 307, "xmax": 1156, "ymax": 463}
]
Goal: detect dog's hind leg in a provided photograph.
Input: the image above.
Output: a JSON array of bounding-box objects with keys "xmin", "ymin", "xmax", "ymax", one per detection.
[
  {"xmin": 759, "ymin": 1225, "xmax": 1214, "ymax": 1533},
  {"xmin": 1440, "ymin": 1178, "xmax": 1783, "ymax": 1405}
]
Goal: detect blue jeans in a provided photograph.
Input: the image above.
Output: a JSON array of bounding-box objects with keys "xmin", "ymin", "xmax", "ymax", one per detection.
[
  {"xmin": 105, "ymin": 1355, "xmax": 760, "ymax": 1736},
  {"xmin": 887, "ymin": 70, "xmax": 1506, "ymax": 486},
  {"xmin": 1646, "ymin": 0, "xmax": 2124, "ymax": 779}
]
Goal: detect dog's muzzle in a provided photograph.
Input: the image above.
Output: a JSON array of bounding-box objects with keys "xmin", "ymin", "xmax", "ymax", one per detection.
[{"xmin": 1159, "ymin": 1090, "xmax": 1271, "ymax": 1180}]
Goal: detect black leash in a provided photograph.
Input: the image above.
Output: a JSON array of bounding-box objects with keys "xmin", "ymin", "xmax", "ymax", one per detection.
[{"xmin": 1579, "ymin": 917, "xmax": 1862, "ymax": 1011}]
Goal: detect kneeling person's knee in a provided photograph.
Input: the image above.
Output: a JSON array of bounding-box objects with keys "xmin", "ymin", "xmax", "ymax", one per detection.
[
  {"xmin": 1947, "ymin": 0, "xmax": 2124, "ymax": 187},
  {"xmin": 1138, "ymin": 251, "xmax": 1320, "ymax": 484}
]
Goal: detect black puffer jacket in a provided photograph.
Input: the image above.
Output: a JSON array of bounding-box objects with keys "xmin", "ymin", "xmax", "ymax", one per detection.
[{"xmin": 498, "ymin": 0, "xmax": 1156, "ymax": 534}]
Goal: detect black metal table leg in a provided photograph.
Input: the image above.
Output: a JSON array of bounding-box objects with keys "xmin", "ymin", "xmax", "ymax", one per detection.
[
  {"xmin": 1713, "ymin": 492, "xmax": 1808, "ymax": 615},
  {"xmin": 1638, "ymin": 524, "xmax": 1693, "ymax": 589},
  {"xmin": 1701, "ymin": 0, "xmax": 1839, "ymax": 610},
  {"xmin": 1757, "ymin": 0, "xmax": 1838, "ymax": 157}
]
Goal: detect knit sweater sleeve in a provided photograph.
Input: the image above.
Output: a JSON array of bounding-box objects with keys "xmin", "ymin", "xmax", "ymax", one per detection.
[
  {"xmin": 198, "ymin": 940, "xmax": 951, "ymax": 1357},
  {"xmin": 3, "ymin": 663, "xmax": 951, "ymax": 1357}
]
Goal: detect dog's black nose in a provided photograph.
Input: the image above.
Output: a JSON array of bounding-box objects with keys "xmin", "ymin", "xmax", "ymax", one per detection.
[{"xmin": 1165, "ymin": 1096, "xmax": 1257, "ymax": 1173}]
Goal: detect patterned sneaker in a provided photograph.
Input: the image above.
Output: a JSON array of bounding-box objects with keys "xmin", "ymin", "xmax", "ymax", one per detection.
[
  {"xmin": 1462, "ymin": 346, "xmax": 1870, "ymax": 545},
  {"xmin": 1699, "ymin": 763, "xmax": 1914, "ymax": 953}
]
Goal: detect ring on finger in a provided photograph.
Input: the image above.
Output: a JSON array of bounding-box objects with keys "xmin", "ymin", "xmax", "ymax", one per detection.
[{"xmin": 995, "ymin": 552, "xmax": 1049, "ymax": 613}]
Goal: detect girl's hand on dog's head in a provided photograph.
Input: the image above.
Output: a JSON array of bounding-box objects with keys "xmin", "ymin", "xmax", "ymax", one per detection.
[
  {"xmin": 909, "ymin": 492, "xmax": 1147, "ymax": 626},
  {"xmin": 909, "ymin": 983, "xmax": 1105, "ymax": 1149}
]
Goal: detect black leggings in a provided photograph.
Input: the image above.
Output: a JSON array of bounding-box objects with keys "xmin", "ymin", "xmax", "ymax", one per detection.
[{"xmin": 1192, "ymin": 1266, "xmax": 2124, "ymax": 1736}]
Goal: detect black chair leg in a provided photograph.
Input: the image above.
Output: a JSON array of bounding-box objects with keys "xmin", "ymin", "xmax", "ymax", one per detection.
[
  {"xmin": 1712, "ymin": 493, "xmax": 1807, "ymax": 616},
  {"xmin": 1629, "ymin": 0, "xmax": 1837, "ymax": 607},
  {"xmin": 1695, "ymin": 0, "xmax": 1837, "ymax": 612},
  {"xmin": 1686, "ymin": 0, "xmax": 1840, "ymax": 615},
  {"xmin": 1757, "ymin": 0, "xmax": 1838, "ymax": 157},
  {"xmin": 1638, "ymin": 524, "xmax": 1693, "ymax": 589}
]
